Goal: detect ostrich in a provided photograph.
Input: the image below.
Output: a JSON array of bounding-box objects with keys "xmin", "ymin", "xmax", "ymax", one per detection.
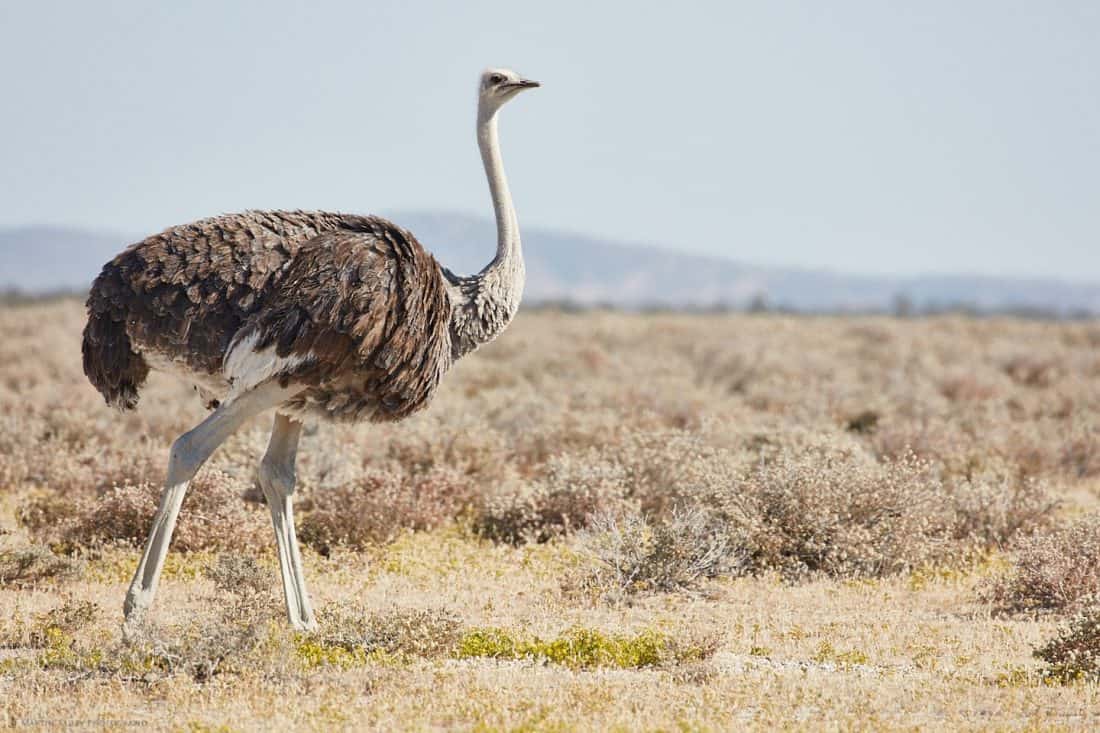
[{"xmin": 81, "ymin": 68, "xmax": 540, "ymax": 631}]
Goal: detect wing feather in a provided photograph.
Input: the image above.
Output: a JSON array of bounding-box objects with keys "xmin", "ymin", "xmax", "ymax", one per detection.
[{"xmin": 224, "ymin": 222, "xmax": 455, "ymax": 420}]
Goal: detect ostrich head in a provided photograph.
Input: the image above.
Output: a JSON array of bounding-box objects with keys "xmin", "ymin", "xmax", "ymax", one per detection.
[{"xmin": 478, "ymin": 67, "xmax": 540, "ymax": 118}]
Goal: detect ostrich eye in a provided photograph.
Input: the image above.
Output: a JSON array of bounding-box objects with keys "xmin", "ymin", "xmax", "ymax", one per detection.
[{"xmin": 489, "ymin": 74, "xmax": 504, "ymax": 84}]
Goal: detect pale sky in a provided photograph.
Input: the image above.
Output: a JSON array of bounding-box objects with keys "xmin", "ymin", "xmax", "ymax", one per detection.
[{"xmin": 1, "ymin": 1, "xmax": 1098, "ymax": 281}]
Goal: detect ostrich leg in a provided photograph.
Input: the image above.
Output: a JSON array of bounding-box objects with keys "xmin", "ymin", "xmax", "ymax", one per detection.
[
  {"xmin": 257, "ymin": 412, "xmax": 316, "ymax": 631},
  {"xmin": 123, "ymin": 381, "xmax": 298, "ymax": 627}
]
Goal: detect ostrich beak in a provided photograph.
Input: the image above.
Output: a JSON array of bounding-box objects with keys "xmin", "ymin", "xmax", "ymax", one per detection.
[{"xmin": 507, "ymin": 79, "xmax": 541, "ymax": 89}]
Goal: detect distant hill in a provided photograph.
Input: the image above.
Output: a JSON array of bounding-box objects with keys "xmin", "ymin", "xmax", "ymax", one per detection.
[
  {"xmin": 0, "ymin": 226, "xmax": 130, "ymax": 292},
  {"xmin": 2, "ymin": 215, "xmax": 1098, "ymax": 315}
]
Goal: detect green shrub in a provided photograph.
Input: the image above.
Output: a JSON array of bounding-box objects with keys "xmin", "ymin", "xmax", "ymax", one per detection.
[{"xmin": 454, "ymin": 626, "xmax": 714, "ymax": 669}]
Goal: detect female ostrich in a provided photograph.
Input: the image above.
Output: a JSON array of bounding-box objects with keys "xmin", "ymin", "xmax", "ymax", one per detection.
[{"xmin": 82, "ymin": 68, "xmax": 539, "ymax": 630}]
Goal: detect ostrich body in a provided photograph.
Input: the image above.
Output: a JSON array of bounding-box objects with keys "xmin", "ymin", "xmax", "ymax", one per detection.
[{"xmin": 81, "ymin": 68, "xmax": 539, "ymax": 630}]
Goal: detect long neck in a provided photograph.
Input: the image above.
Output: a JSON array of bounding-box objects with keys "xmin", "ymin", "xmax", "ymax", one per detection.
[
  {"xmin": 446, "ymin": 105, "xmax": 526, "ymax": 359},
  {"xmin": 478, "ymin": 109, "xmax": 520, "ymax": 271}
]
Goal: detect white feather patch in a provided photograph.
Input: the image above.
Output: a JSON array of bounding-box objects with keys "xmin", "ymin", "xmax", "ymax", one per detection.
[
  {"xmin": 223, "ymin": 332, "xmax": 314, "ymax": 403},
  {"xmin": 141, "ymin": 347, "xmax": 229, "ymax": 398}
]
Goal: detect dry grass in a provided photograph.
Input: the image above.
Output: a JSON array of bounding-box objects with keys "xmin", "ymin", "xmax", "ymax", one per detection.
[{"xmin": 1, "ymin": 301, "xmax": 1099, "ymax": 730}]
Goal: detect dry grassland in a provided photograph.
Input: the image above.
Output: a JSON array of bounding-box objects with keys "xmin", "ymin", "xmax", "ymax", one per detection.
[{"xmin": 1, "ymin": 300, "xmax": 1099, "ymax": 731}]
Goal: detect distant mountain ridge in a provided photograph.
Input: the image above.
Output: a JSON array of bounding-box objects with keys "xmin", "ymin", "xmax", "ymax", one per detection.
[{"xmin": 2, "ymin": 214, "xmax": 1098, "ymax": 315}]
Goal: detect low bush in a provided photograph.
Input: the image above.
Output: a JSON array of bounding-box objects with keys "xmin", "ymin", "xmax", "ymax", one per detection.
[
  {"xmin": 983, "ymin": 516, "xmax": 1100, "ymax": 614},
  {"xmin": 0, "ymin": 544, "xmax": 83, "ymax": 585},
  {"xmin": 575, "ymin": 506, "xmax": 744, "ymax": 598},
  {"xmin": 474, "ymin": 451, "xmax": 631, "ymax": 544},
  {"xmin": 714, "ymin": 451, "xmax": 955, "ymax": 579},
  {"xmin": 717, "ymin": 452, "xmax": 1051, "ymax": 579},
  {"xmin": 1034, "ymin": 602, "xmax": 1100, "ymax": 682},
  {"xmin": 298, "ymin": 468, "xmax": 475, "ymax": 553},
  {"xmin": 511, "ymin": 439, "xmax": 1054, "ymax": 584},
  {"xmin": 203, "ymin": 554, "xmax": 270, "ymax": 597},
  {"xmin": 19, "ymin": 471, "xmax": 269, "ymax": 553}
]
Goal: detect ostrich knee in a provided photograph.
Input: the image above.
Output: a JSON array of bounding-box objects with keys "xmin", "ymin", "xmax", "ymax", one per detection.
[
  {"xmin": 167, "ymin": 431, "xmax": 205, "ymax": 485},
  {"xmin": 259, "ymin": 457, "xmax": 296, "ymax": 499}
]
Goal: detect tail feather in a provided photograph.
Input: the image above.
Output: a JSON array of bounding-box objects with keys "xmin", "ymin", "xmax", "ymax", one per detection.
[{"xmin": 82, "ymin": 306, "xmax": 149, "ymax": 411}]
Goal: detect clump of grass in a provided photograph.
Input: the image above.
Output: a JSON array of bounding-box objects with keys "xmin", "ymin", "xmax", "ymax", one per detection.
[
  {"xmin": 36, "ymin": 626, "xmax": 107, "ymax": 673},
  {"xmin": 1034, "ymin": 601, "xmax": 1100, "ymax": 682},
  {"xmin": 811, "ymin": 641, "xmax": 870, "ymax": 669},
  {"xmin": 29, "ymin": 556, "xmax": 278, "ymax": 683},
  {"xmin": 203, "ymin": 554, "xmax": 269, "ymax": 596},
  {"xmin": 298, "ymin": 468, "xmax": 475, "ymax": 553},
  {"xmin": 0, "ymin": 544, "xmax": 83, "ymax": 585},
  {"xmin": 30, "ymin": 600, "xmax": 99, "ymax": 646},
  {"xmin": 983, "ymin": 516, "xmax": 1100, "ymax": 614},
  {"xmin": 294, "ymin": 637, "xmax": 374, "ymax": 670},
  {"xmin": 294, "ymin": 603, "xmax": 463, "ymax": 669},
  {"xmin": 454, "ymin": 626, "xmax": 716, "ymax": 669},
  {"xmin": 575, "ymin": 506, "xmax": 744, "ymax": 599},
  {"xmin": 118, "ymin": 618, "xmax": 268, "ymax": 683},
  {"xmin": 0, "ymin": 599, "xmax": 100, "ymax": 650}
]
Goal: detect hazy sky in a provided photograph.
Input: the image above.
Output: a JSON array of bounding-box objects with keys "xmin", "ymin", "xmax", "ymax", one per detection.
[{"xmin": 1, "ymin": 1, "xmax": 1098, "ymax": 280}]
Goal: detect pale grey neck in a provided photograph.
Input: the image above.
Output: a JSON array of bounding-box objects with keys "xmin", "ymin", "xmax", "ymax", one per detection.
[
  {"xmin": 444, "ymin": 103, "xmax": 526, "ymax": 361},
  {"xmin": 477, "ymin": 108, "xmax": 520, "ymax": 270}
]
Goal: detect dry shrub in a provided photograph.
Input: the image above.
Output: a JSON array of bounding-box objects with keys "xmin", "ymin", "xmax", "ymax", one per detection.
[
  {"xmin": 720, "ymin": 451, "xmax": 1049, "ymax": 579},
  {"xmin": 16, "ymin": 493, "xmax": 77, "ymax": 534},
  {"xmin": 20, "ymin": 470, "xmax": 269, "ymax": 553},
  {"xmin": 383, "ymin": 420, "xmax": 511, "ymax": 483},
  {"xmin": 0, "ymin": 584, "xmax": 268, "ymax": 684},
  {"xmin": 312, "ymin": 602, "xmax": 463, "ymax": 658},
  {"xmin": 717, "ymin": 452, "xmax": 957, "ymax": 579},
  {"xmin": 1061, "ymin": 431, "xmax": 1100, "ymax": 478},
  {"xmin": 204, "ymin": 554, "xmax": 269, "ymax": 596},
  {"xmin": 1034, "ymin": 601, "xmax": 1100, "ymax": 682},
  {"xmin": 298, "ymin": 467, "xmax": 475, "ymax": 552},
  {"xmin": 0, "ymin": 544, "xmax": 83, "ymax": 585},
  {"xmin": 119, "ymin": 612, "xmax": 268, "ymax": 683},
  {"xmin": 475, "ymin": 452, "xmax": 632, "ymax": 544},
  {"xmin": 475, "ymin": 429, "xmax": 759, "ymax": 544},
  {"xmin": 115, "ymin": 556, "xmax": 279, "ymax": 683},
  {"xmin": 939, "ymin": 374, "xmax": 997, "ymax": 402},
  {"xmin": 948, "ymin": 474, "xmax": 1055, "ymax": 547},
  {"xmin": 480, "ymin": 431, "xmax": 1053, "ymax": 583},
  {"xmin": 983, "ymin": 517, "xmax": 1100, "ymax": 614},
  {"xmin": 576, "ymin": 506, "xmax": 744, "ymax": 598},
  {"xmin": 844, "ymin": 410, "xmax": 880, "ymax": 435},
  {"xmin": 1002, "ymin": 354, "xmax": 1060, "ymax": 388}
]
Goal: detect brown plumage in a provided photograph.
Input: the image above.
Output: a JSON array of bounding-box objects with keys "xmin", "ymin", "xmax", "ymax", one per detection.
[
  {"xmin": 83, "ymin": 210, "xmax": 456, "ymax": 422},
  {"xmin": 86, "ymin": 67, "xmax": 540, "ymax": 632}
]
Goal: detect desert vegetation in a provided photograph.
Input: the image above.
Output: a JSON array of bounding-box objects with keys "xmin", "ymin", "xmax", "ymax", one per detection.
[{"xmin": 1, "ymin": 300, "xmax": 1099, "ymax": 729}]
